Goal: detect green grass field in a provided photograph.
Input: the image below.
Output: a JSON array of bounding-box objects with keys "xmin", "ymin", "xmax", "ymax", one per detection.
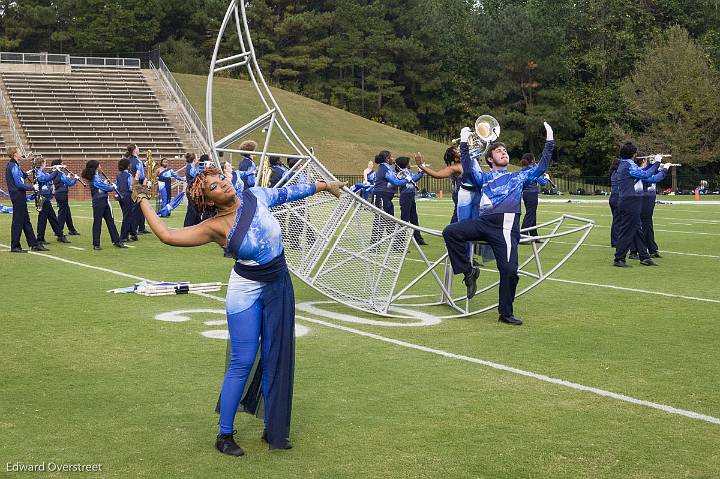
[{"xmin": 1, "ymin": 196, "xmax": 719, "ymax": 478}]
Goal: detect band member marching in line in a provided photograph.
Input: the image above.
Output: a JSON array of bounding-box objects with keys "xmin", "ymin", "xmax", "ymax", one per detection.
[
  {"xmin": 267, "ymin": 156, "xmax": 288, "ymax": 188},
  {"xmin": 50, "ymin": 159, "xmax": 81, "ymax": 237},
  {"xmin": 126, "ymin": 144, "xmax": 149, "ymax": 235},
  {"xmin": 371, "ymin": 150, "xmax": 407, "ymax": 215},
  {"xmin": 33, "ymin": 158, "xmax": 68, "ymax": 245},
  {"xmin": 608, "ymin": 159, "xmax": 620, "ymax": 247},
  {"xmin": 81, "ymin": 160, "xmax": 128, "ymax": 250},
  {"xmin": 5, "ymin": 147, "xmax": 47, "ymax": 252},
  {"xmin": 394, "ymin": 156, "xmax": 427, "ymax": 245},
  {"xmin": 612, "ymin": 144, "xmax": 671, "ymax": 268},
  {"xmin": 442, "ymin": 122, "xmax": 555, "ymax": 326},
  {"xmin": 116, "ymin": 158, "xmax": 137, "ymax": 243},
  {"xmin": 629, "ymin": 154, "xmax": 667, "ymax": 261},
  {"xmin": 156, "ymin": 157, "xmax": 186, "ymax": 217},
  {"xmin": 184, "ymin": 153, "xmax": 205, "ymax": 227},
  {"xmin": 519, "ymin": 153, "xmax": 549, "ymax": 238},
  {"xmin": 233, "ymin": 140, "xmax": 258, "ymax": 191},
  {"xmin": 131, "ymin": 166, "xmax": 345, "ymax": 456}
]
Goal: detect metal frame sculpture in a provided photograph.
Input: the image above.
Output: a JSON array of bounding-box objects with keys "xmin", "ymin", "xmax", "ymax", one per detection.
[{"xmin": 207, "ymin": 0, "xmax": 594, "ymax": 320}]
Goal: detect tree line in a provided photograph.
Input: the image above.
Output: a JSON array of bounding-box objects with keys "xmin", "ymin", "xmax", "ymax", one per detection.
[{"xmin": 2, "ymin": 0, "xmax": 720, "ymax": 177}]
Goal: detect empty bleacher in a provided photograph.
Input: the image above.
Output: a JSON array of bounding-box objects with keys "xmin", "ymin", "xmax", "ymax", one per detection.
[{"xmin": 1, "ymin": 69, "xmax": 186, "ymax": 160}]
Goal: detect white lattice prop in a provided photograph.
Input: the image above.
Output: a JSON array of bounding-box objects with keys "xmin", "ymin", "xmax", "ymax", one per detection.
[{"xmin": 207, "ymin": 1, "xmax": 594, "ymax": 319}]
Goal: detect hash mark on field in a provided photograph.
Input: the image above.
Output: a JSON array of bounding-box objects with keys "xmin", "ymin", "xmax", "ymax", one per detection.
[
  {"xmin": 3, "ymin": 243, "xmax": 720, "ymax": 427},
  {"xmin": 68, "ymin": 246, "xmax": 85, "ymax": 251}
]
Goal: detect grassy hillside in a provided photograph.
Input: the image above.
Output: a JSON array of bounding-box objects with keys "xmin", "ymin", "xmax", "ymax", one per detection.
[{"xmin": 174, "ymin": 73, "xmax": 450, "ymax": 175}]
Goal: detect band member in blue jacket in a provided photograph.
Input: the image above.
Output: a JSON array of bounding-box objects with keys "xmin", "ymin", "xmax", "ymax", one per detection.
[
  {"xmin": 519, "ymin": 153, "xmax": 549, "ymax": 238},
  {"xmin": 33, "ymin": 158, "xmax": 66, "ymax": 244},
  {"xmin": 371, "ymin": 150, "xmax": 408, "ymax": 216},
  {"xmin": 157, "ymin": 158, "xmax": 186, "ymax": 217},
  {"xmin": 608, "ymin": 160, "xmax": 620, "ymax": 247},
  {"xmin": 126, "ymin": 144, "xmax": 148, "ymax": 235},
  {"xmin": 116, "ymin": 158, "xmax": 136, "ymax": 242},
  {"xmin": 233, "ymin": 140, "xmax": 258, "ymax": 191},
  {"xmin": 5, "ymin": 147, "xmax": 48, "ymax": 252},
  {"xmin": 394, "ymin": 156, "xmax": 426, "ymax": 245},
  {"xmin": 268, "ymin": 156, "xmax": 288, "ymax": 188},
  {"xmin": 81, "ymin": 160, "xmax": 127, "ymax": 250},
  {"xmin": 612, "ymin": 144, "xmax": 671, "ymax": 267},
  {"xmin": 50, "ymin": 159, "xmax": 80, "ymax": 236},
  {"xmin": 134, "ymin": 166, "xmax": 344, "ymax": 456},
  {"xmin": 629, "ymin": 155, "xmax": 667, "ymax": 261},
  {"xmin": 443, "ymin": 122, "xmax": 555, "ymax": 326}
]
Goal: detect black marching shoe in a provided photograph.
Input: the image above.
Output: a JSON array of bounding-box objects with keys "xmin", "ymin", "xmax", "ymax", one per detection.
[
  {"xmin": 128, "ymin": 235, "xmax": 138, "ymax": 242},
  {"xmin": 261, "ymin": 430, "xmax": 293, "ymax": 450},
  {"xmin": 57, "ymin": 236, "xmax": 71, "ymax": 243},
  {"xmin": 68, "ymin": 230, "xmax": 80, "ymax": 236},
  {"xmin": 114, "ymin": 241, "xmax": 129, "ymax": 249},
  {"xmin": 628, "ymin": 252, "xmax": 639, "ymax": 260},
  {"xmin": 640, "ymin": 258, "xmax": 658, "ymax": 266},
  {"xmin": 10, "ymin": 247, "xmax": 28, "ymax": 253},
  {"xmin": 37, "ymin": 240, "xmax": 50, "ymax": 246},
  {"xmin": 137, "ymin": 230, "xmax": 150, "ymax": 235},
  {"xmin": 650, "ymin": 251, "xmax": 662, "ymax": 258},
  {"xmin": 31, "ymin": 245, "xmax": 49, "ymax": 252},
  {"xmin": 499, "ymin": 314, "xmax": 523, "ymax": 326},
  {"xmin": 215, "ymin": 432, "xmax": 245, "ymax": 457},
  {"xmin": 416, "ymin": 238, "xmax": 428, "ymax": 246},
  {"xmin": 463, "ymin": 267, "xmax": 480, "ymax": 299},
  {"xmin": 93, "ymin": 246, "xmax": 102, "ymax": 251},
  {"xmin": 613, "ymin": 260, "xmax": 631, "ymax": 268}
]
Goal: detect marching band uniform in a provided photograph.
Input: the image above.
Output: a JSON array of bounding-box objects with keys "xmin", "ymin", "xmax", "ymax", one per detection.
[
  {"xmin": 609, "ymin": 165, "xmax": 620, "ymax": 247},
  {"xmin": 398, "ymin": 167, "xmax": 426, "ymax": 244},
  {"xmin": 268, "ymin": 163, "xmax": 288, "ymax": 188},
  {"xmin": 90, "ymin": 174, "xmax": 124, "ymax": 249},
  {"xmin": 5, "ymin": 157, "xmax": 43, "ymax": 252},
  {"xmin": 443, "ymin": 130, "xmax": 554, "ymax": 322},
  {"xmin": 128, "ymin": 154, "xmax": 148, "ymax": 234},
  {"xmin": 234, "ymin": 154, "xmax": 257, "ymax": 191},
  {"xmin": 521, "ymin": 173, "xmax": 548, "ymax": 237},
  {"xmin": 157, "ymin": 167, "xmax": 185, "ymax": 217},
  {"xmin": 116, "ymin": 168, "xmax": 135, "ymax": 242},
  {"xmin": 184, "ymin": 161, "xmax": 204, "ymax": 227},
  {"xmin": 613, "ymin": 159, "xmax": 663, "ymax": 266},
  {"xmin": 640, "ymin": 171, "xmax": 663, "ymax": 257},
  {"xmin": 372, "ymin": 162, "xmax": 407, "ymax": 216},
  {"xmin": 52, "ymin": 170, "xmax": 79, "ymax": 236},
  {"xmin": 34, "ymin": 168, "xmax": 65, "ymax": 244},
  {"xmin": 220, "ymin": 183, "xmax": 317, "ymax": 449}
]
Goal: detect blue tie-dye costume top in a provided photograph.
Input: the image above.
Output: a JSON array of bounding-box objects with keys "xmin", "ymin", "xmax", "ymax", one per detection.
[
  {"xmin": 460, "ymin": 140, "xmax": 554, "ymax": 215},
  {"xmin": 226, "ymin": 184, "xmax": 317, "ymax": 266}
]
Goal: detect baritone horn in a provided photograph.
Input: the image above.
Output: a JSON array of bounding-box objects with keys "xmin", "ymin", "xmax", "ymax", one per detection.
[{"xmin": 454, "ymin": 115, "xmax": 501, "ymax": 156}]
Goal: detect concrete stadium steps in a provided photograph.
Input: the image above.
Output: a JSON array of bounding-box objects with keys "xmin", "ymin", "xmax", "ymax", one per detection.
[{"xmin": 0, "ymin": 68, "xmax": 190, "ymax": 161}]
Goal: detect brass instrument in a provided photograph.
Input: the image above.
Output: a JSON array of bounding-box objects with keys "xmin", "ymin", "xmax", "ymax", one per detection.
[
  {"xmin": 28, "ymin": 154, "xmax": 46, "ymax": 212},
  {"xmin": 259, "ymin": 154, "xmax": 272, "ymax": 187},
  {"xmin": 453, "ymin": 115, "xmax": 501, "ymax": 157}
]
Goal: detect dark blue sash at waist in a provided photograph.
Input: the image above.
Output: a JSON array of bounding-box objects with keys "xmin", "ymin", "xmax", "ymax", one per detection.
[{"xmin": 233, "ymin": 254, "xmax": 288, "ymax": 283}]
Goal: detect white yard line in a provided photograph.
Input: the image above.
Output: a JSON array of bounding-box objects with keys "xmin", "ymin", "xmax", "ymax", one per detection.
[
  {"xmin": 3, "ymin": 243, "xmax": 719, "ymax": 427},
  {"xmin": 552, "ymin": 240, "xmax": 720, "ymax": 259},
  {"xmin": 68, "ymin": 246, "xmax": 85, "ymax": 251}
]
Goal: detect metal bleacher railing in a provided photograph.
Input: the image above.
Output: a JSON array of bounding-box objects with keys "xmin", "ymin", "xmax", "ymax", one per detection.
[
  {"xmin": 0, "ymin": 51, "xmax": 141, "ymax": 69},
  {"xmin": 150, "ymin": 58, "xmax": 210, "ymax": 154},
  {"xmin": 0, "ymin": 85, "xmax": 26, "ymax": 156}
]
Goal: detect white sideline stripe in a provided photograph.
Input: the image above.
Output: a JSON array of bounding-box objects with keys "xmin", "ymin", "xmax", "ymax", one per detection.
[
  {"xmin": 296, "ymin": 315, "xmax": 720, "ymax": 426},
  {"xmin": 553, "ymin": 240, "xmax": 720, "ymax": 259},
  {"xmin": 68, "ymin": 246, "xmax": 85, "ymax": 251},
  {"xmin": 545, "ymin": 277, "xmax": 720, "ymax": 304},
  {"xmin": 3, "ymin": 242, "xmax": 720, "ymax": 426}
]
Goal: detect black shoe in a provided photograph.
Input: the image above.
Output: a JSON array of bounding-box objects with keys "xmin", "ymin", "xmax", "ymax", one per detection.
[
  {"xmin": 31, "ymin": 245, "xmax": 49, "ymax": 252},
  {"xmin": 57, "ymin": 236, "xmax": 71, "ymax": 243},
  {"xmin": 128, "ymin": 235, "xmax": 138, "ymax": 242},
  {"xmin": 37, "ymin": 240, "xmax": 50, "ymax": 246},
  {"xmin": 68, "ymin": 230, "xmax": 80, "ymax": 236},
  {"xmin": 613, "ymin": 260, "xmax": 631, "ymax": 268},
  {"xmin": 137, "ymin": 230, "xmax": 150, "ymax": 235},
  {"xmin": 463, "ymin": 267, "xmax": 480, "ymax": 299},
  {"xmin": 640, "ymin": 259, "xmax": 658, "ymax": 266},
  {"xmin": 10, "ymin": 247, "xmax": 27, "ymax": 253},
  {"xmin": 628, "ymin": 252, "xmax": 639, "ymax": 260},
  {"xmin": 215, "ymin": 432, "xmax": 245, "ymax": 457},
  {"xmin": 472, "ymin": 258, "xmax": 484, "ymax": 268},
  {"xmin": 114, "ymin": 242, "xmax": 129, "ymax": 249},
  {"xmin": 416, "ymin": 238, "xmax": 428, "ymax": 246},
  {"xmin": 650, "ymin": 252, "xmax": 662, "ymax": 258},
  {"xmin": 499, "ymin": 314, "xmax": 523, "ymax": 326},
  {"xmin": 93, "ymin": 246, "xmax": 102, "ymax": 251},
  {"xmin": 261, "ymin": 431, "xmax": 292, "ymax": 450}
]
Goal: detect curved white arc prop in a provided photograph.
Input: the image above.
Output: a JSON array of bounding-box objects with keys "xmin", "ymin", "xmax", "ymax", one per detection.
[{"xmin": 207, "ymin": 1, "xmax": 594, "ymax": 319}]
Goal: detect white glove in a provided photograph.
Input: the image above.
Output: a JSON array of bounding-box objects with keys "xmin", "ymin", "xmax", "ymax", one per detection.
[
  {"xmin": 544, "ymin": 121, "xmax": 554, "ymax": 141},
  {"xmin": 543, "ymin": 173, "xmax": 550, "ymax": 180},
  {"xmin": 653, "ymin": 154, "xmax": 663, "ymax": 164},
  {"xmin": 460, "ymin": 127, "xmax": 472, "ymax": 143},
  {"xmin": 33, "ymin": 184, "xmax": 40, "ymax": 192},
  {"xmin": 662, "ymin": 162, "xmax": 673, "ymax": 170},
  {"xmin": 112, "ymin": 183, "xmax": 118, "ymax": 190}
]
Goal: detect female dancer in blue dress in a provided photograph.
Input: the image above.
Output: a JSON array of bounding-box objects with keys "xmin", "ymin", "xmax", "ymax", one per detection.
[
  {"xmin": 135, "ymin": 167, "xmax": 344, "ymax": 456},
  {"xmin": 156, "ymin": 158, "xmax": 186, "ymax": 217}
]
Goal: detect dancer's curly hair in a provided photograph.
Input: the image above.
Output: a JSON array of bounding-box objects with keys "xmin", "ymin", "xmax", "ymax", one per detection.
[{"xmin": 188, "ymin": 166, "xmax": 221, "ymax": 216}]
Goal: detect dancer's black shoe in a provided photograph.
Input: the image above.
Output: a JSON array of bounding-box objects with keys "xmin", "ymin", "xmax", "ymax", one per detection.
[
  {"xmin": 613, "ymin": 260, "xmax": 631, "ymax": 268},
  {"xmin": 57, "ymin": 236, "xmax": 71, "ymax": 243},
  {"xmin": 215, "ymin": 432, "xmax": 245, "ymax": 457},
  {"xmin": 463, "ymin": 267, "xmax": 480, "ymax": 299},
  {"xmin": 640, "ymin": 259, "xmax": 658, "ymax": 266},
  {"xmin": 31, "ymin": 245, "xmax": 49, "ymax": 252},
  {"xmin": 498, "ymin": 314, "xmax": 523, "ymax": 326}
]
